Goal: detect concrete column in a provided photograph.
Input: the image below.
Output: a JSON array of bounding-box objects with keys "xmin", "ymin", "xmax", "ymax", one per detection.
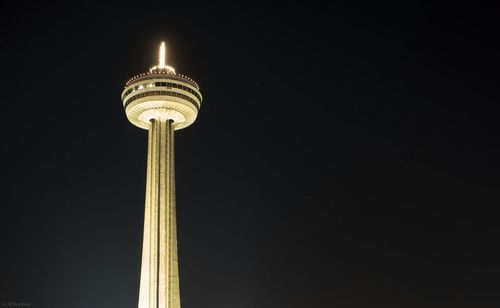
[{"xmin": 138, "ymin": 118, "xmax": 180, "ymax": 308}]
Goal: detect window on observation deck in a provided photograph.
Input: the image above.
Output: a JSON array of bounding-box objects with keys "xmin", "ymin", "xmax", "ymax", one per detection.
[
  {"xmin": 124, "ymin": 81, "xmax": 200, "ymax": 102},
  {"xmin": 124, "ymin": 90, "xmax": 200, "ymax": 110}
]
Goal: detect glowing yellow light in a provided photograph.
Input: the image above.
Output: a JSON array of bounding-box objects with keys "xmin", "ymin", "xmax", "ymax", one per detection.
[
  {"xmin": 149, "ymin": 41, "xmax": 175, "ymax": 74},
  {"xmin": 159, "ymin": 42, "xmax": 166, "ymax": 68}
]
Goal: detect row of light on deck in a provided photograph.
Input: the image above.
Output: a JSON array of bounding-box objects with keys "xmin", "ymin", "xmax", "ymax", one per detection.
[{"xmin": 125, "ymin": 72, "xmax": 199, "ymax": 89}]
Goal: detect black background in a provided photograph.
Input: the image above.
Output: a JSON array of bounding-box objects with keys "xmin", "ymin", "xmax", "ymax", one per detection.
[{"xmin": 1, "ymin": 1, "xmax": 499, "ymax": 307}]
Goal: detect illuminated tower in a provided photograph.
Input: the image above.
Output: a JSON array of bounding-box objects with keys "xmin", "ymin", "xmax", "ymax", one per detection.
[{"xmin": 121, "ymin": 42, "xmax": 202, "ymax": 308}]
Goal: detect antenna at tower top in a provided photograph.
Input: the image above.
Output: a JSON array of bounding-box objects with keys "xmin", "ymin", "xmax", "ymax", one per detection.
[
  {"xmin": 149, "ymin": 41, "xmax": 175, "ymax": 74},
  {"xmin": 159, "ymin": 42, "xmax": 166, "ymax": 68}
]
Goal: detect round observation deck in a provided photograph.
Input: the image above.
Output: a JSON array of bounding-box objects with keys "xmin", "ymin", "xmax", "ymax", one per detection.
[{"xmin": 121, "ymin": 43, "xmax": 202, "ymax": 130}]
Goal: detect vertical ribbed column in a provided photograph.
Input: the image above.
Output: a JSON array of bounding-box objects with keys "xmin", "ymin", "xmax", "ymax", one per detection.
[
  {"xmin": 138, "ymin": 117, "xmax": 181, "ymax": 308},
  {"xmin": 170, "ymin": 126, "xmax": 181, "ymax": 308},
  {"xmin": 138, "ymin": 122, "xmax": 153, "ymax": 308}
]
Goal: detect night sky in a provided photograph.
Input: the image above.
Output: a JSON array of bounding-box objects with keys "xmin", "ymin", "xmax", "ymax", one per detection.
[{"xmin": 1, "ymin": 2, "xmax": 499, "ymax": 307}]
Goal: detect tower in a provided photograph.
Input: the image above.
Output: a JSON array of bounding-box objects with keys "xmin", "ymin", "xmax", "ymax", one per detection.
[{"xmin": 121, "ymin": 42, "xmax": 202, "ymax": 308}]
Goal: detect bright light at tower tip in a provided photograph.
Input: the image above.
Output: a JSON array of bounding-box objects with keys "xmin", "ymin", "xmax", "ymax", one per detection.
[
  {"xmin": 159, "ymin": 42, "xmax": 166, "ymax": 68},
  {"xmin": 149, "ymin": 41, "xmax": 175, "ymax": 74}
]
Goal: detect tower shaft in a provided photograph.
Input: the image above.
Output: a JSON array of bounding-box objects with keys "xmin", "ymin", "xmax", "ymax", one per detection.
[{"xmin": 138, "ymin": 118, "xmax": 180, "ymax": 308}]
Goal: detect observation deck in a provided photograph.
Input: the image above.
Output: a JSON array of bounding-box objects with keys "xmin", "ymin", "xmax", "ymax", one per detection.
[{"xmin": 121, "ymin": 43, "xmax": 202, "ymax": 130}]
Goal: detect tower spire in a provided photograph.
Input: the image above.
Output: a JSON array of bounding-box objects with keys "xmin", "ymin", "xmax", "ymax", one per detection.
[
  {"xmin": 150, "ymin": 41, "xmax": 175, "ymax": 74},
  {"xmin": 159, "ymin": 42, "xmax": 166, "ymax": 68}
]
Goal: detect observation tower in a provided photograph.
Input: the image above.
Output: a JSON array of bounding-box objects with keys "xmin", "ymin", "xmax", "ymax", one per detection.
[{"xmin": 121, "ymin": 42, "xmax": 202, "ymax": 308}]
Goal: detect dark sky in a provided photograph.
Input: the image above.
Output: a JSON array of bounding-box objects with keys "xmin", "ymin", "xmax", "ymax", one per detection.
[{"xmin": 1, "ymin": 1, "xmax": 499, "ymax": 307}]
